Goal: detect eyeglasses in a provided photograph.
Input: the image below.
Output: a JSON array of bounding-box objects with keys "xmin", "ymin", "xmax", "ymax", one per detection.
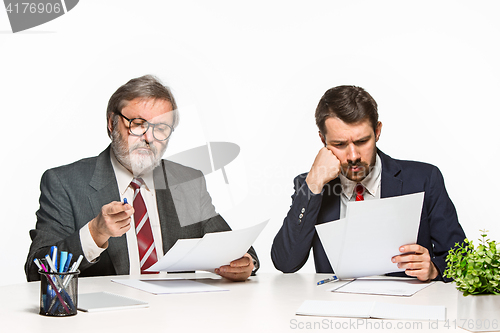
[{"xmin": 116, "ymin": 113, "xmax": 174, "ymax": 141}]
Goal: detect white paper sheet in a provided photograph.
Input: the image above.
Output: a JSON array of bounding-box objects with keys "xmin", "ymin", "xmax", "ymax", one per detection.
[
  {"xmin": 297, "ymin": 300, "xmax": 374, "ymax": 318},
  {"xmin": 296, "ymin": 300, "xmax": 446, "ymax": 321},
  {"xmin": 370, "ymin": 302, "xmax": 446, "ymax": 321},
  {"xmin": 112, "ymin": 278, "xmax": 228, "ymax": 294},
  {"xmin": 315, "ymin": 192, "xmax": 424, "ymax": 279},
  {"xmin": 146, "ymin": 220, "xmax": 268, "ymax": 272},
  {"xmin": 78, "ymin": 292, "xmax": 149, "ymax": 312},
  {"xmin": 329, "ymin": 278, "xmax": 435, "ymax": 296}
]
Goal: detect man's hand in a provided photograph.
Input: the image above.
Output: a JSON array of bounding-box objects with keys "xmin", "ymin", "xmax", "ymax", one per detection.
[
  {"xmin": 214, "ymin": 253, "xmax": 254, "ymax": 282},
  {"xmin": 391, "ymin": 244, "xmax": 438, "ymax": 281},
  {"xmin": 89, "ymin": 201, "xmax": 134, "ymax": 248},
  {"xmin": 306, "ymin": 147, "xmax": 341, "ymax": 194}
]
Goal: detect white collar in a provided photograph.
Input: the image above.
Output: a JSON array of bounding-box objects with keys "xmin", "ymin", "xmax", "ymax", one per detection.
[{"xmin": 339, "ymin": 153, "xmax": 382, "ymax": 200}]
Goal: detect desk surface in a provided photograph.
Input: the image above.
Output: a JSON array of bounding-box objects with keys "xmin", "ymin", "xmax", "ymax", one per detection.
[{"xmin": 2, "ymin": 273, "xmax": 464, "ymax": 333}]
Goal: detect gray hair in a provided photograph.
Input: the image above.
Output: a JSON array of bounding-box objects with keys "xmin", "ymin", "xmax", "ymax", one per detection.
[{"xmin": 106, "ymin": 75, "xmax": 179, "ymax": 137}]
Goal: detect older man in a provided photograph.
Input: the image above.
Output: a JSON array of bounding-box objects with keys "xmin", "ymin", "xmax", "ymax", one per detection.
[
  {"xmin": 26, "ymin": 75, "xmax": 258, "ymax": 281},
  {"xmin": 271, "ymin": 85, "xmax": 465, "ymax": 282}
]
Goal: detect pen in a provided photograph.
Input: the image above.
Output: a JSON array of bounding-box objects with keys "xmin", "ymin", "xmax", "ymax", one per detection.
[
  {"xmin": 50, "ymin": 246, "xmax": 57, "ymax": 272},
  {"xmin": 317, "ymin": 275, "xmax": 339, "ymax": 285},
  {"xmin": 33, "ymin": 258, "xmax": 42, "ymax": 271},
  {"xmin": 39, "ymin": 259, "xmax": 55, "ymax": 309},
  {"xmin": 123, "ymin": 198, "xmax": 128, "ymax": 204},
  {"xmin": 51, "ymin": 246, "xmax": 58, "ymax": 272},
  {"xmin": 34, "ymin": 259, "xmax": 48, "ymax": 310},
  {"xmin": 62, "ymin": 254, "xmax": 83, "ymax": 287},
  {"xmin": 73, "ymin": 254, "xmax": 83, "ymax": 271},
  {"xmin": 63, "ymin": 253, "xmax": 73, "ymax": 273},
  {"xmin": 59, "ymin": 251, "xmax": 68, "ymax": 273},
  {"xmin": 45, "ymin": 255, "xmax": 59, "ymax": 274}
]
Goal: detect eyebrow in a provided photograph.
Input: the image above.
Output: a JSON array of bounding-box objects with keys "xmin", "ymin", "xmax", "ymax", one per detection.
[{"xmin": 329, "ymin": 135, "xmax": 372, "ymax": 145}]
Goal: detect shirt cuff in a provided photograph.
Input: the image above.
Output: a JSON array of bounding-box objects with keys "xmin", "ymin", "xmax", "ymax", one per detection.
[{"xmin": 79, "ymin": 222, "xmax": 107, "ymax": 263}]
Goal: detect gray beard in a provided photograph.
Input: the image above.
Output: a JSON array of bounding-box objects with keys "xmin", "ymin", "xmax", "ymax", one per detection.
[{"xmin": 110, "ymin": 129, "xmax": 166, "ymax": 176}]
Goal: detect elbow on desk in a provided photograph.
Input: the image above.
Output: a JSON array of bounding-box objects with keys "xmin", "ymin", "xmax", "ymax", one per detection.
[{"xmin": 270, "ymin": 247, "xmax": 305, "ymax": 274}]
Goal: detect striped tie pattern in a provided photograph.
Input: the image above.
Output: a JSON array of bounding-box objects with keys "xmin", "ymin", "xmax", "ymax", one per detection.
[
  {"xmin": 355, "ymin": 183, "xmax": 365, "ymax": 201},
  {"xmin": 130, "ymin": 178, "xmax": 158, "ymax": 274}
]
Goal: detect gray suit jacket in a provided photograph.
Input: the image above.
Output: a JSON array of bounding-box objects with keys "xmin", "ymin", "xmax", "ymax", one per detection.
[{"xmin": 25, "ymin": 146, "xmax": 258, "ymax": 281}]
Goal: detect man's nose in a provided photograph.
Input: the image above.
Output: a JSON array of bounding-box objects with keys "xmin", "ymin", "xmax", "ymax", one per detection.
[
  {"xmin": 347, "ymin": 143, "xmax": 361, "ymax": 162},
  {"xmin": 141, "ymin": 126, "xmax": 155, "ymax": 143}
]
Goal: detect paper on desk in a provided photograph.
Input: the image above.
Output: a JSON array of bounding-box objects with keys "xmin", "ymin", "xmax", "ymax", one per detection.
[
  {"xmin": 316, "ymin": 192, "xmax": 424, "ymax": 279},
  {"xmin": 329, "ymin": 278, "xmax": 435, "ymax": 296},
  {"xmin": 146, "ymin": 220, "xmax": 268, "ymax": 272},
  {"xmin": 112, "ymin": 279, "xmax": 228, "ymax": 294},
  {"xmin": 296, "ymin": 300, "xmax": 446, "ymax": 321}
]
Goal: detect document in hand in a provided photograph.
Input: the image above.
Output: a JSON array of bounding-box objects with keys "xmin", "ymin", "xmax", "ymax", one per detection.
[
  {"xmin": 315, "ymin": 192, "xmax": 424, "ymax": 279},
  {"xmin": 146, "ymin": 220, "xmax": 268, "ymax": 272}
]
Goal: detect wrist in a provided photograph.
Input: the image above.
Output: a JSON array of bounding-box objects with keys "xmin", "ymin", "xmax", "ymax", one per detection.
[
  {"xmin": 429, "ymin": 262, "xmax": 439, "ymax": 280},
  {"xmin": 305, "ymin": 174, "xmax": 324, "ymax": 194},
  {"xmin": 89, "ymin": 219, "xmax": 109, "ymax": 248}
]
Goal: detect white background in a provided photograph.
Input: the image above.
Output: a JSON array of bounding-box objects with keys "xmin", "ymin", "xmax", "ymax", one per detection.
[{"xmin": 1, "ymin": 0, "xmax": 499, "ymax": 286}]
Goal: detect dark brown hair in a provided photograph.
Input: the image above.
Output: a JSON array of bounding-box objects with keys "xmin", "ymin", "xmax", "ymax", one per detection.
[
  {"xmin": 315, "ymin": 85, "xmax": 378, "ymax": 136},
  {"xmin": 106, "ymin": 75, "xmax": 178, "ymax": 137}
]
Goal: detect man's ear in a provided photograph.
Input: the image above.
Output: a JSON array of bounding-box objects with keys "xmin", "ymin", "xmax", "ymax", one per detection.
[
  {"xmin": 375, "ymin": 121, "xmax": 382, "ymax": 142},
  {"xmin": 108, "ymin": 116, "xmax": 114, "ymax": 134},
  {"xmin": 319, "ymin": 131, "xmax": 326, "ymax": 146}
]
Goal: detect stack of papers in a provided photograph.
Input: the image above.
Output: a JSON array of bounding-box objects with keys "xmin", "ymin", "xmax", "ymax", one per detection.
[{"xmin": 315, "ymin": 192, "xmax": 424, "ymax": 279}]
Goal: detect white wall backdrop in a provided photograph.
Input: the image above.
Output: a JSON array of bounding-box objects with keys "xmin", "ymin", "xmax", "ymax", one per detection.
[{"xmin": 1, "ymin": 0, "xmax": 499, "ymax": 286}]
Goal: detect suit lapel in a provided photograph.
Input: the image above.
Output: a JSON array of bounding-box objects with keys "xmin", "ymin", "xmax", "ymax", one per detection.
[
  {"xmin": 321, "ymin": 178, "xmax": 341, "ymax": 222},
  {"xmin": 378, "ymin": 149, "xmax": 403, "ymax": 198},
  {"xmin": 88, "ymin": 146, "xmax": 129, "ymax": 275}
]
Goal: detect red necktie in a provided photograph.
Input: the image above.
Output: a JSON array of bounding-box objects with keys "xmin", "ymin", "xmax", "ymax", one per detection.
[
  {"xmin": 355, "ymin": 183, "xmax": 364, "ymax": 201},
  {"xmin": 130, "ymin": 178, "xmax": 158, "ymax": 274}
]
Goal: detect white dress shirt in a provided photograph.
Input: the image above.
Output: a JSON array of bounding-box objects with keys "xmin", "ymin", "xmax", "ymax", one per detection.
[
  {"xmin": 338, "ymin": 153, "xmax": 382, "ymax": 218},
  {"xmin": 79, "ymin": 151, "xmax": 164, "ymax": 275}
]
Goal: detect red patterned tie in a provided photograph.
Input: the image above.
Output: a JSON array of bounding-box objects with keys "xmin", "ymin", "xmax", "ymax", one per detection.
[
  {"xmin": 355, "ymin": 183, "xmax": 364, "ymax": 201},
  {"xmin": 130, "ymin": 178, "xmax": 158, "ymax": 274}
]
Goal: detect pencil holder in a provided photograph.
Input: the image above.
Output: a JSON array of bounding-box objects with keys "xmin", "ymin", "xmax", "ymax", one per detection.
[{"xmin": 39, "ymin": 270, "xmax": 79, "ymax": 316}]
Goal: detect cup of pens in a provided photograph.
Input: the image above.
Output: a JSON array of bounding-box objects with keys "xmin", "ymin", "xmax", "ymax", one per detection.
[
  {"xmin": 35, "ymin": 249, "xmax": 83, "ymax": 316},
  {"xmin": 39, "ymin": 269, "xmax": 79, "ymax": 316}
]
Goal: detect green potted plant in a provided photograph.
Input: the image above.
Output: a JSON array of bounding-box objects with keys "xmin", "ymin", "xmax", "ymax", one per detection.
[{"xmin": 444, "ymin": 230, "xmax": 500, "ymax": 332}]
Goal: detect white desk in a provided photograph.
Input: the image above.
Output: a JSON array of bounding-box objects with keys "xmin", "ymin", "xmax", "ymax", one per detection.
[{"xmin": 2, "ymin": 273, "xmax": 464, "ymax": 333}]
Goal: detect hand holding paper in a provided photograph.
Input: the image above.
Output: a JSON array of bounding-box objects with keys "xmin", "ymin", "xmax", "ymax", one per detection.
[
  {"xmin": 392, "ymin": 244, "xmax": 438, "ymax": 281},
  {"xmin": 215, "ymin": 253, "xmax": 254, "ymax": 281}
]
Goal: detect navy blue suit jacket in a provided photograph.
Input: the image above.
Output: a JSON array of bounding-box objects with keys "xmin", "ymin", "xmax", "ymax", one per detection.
[{"xmin": 271, "ymin": 150, "xmax": 465, "ymax": 281}]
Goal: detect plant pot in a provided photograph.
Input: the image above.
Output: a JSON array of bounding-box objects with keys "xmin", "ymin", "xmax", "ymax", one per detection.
[{"xmin": 457, "ymin": 291, "xmax": 500, "ymax": 332}]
